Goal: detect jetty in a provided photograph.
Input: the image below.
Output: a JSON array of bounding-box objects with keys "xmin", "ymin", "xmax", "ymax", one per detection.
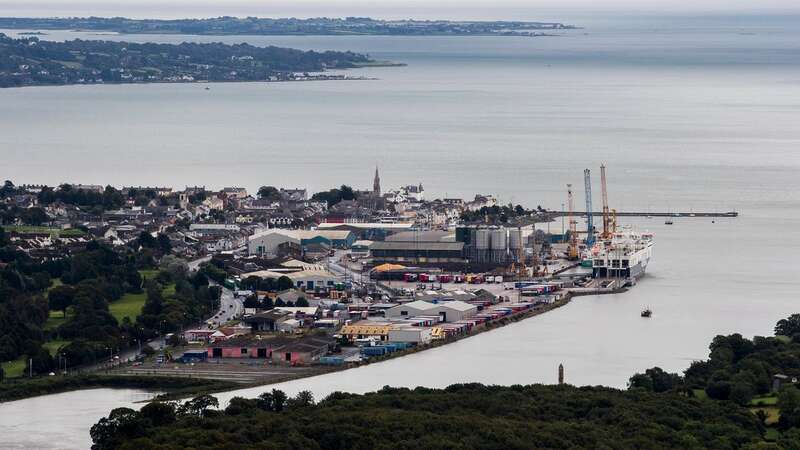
[{"xmin": 553, "ymin": 211, "xmax": 738, "ymax": 218}]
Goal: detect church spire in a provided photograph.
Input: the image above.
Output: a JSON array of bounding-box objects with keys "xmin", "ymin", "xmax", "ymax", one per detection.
[{"xmin": 373, "ymin": 165, "xmax": 381, "ymax": 196}]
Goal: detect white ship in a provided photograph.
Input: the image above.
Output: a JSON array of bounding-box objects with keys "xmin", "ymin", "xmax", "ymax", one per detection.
[{"xmin": 588, "ymin": 226, "xmax": 653, "ymax": 281}]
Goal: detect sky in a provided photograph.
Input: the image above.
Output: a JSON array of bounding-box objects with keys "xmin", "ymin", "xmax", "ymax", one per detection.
[{"xmin": 2, "ymin": 0, "xmax": 799, "ymax": 21}]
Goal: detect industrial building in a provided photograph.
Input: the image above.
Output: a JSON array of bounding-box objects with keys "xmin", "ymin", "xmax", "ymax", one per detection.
[
  {"xmin": 456, "ymin": 225, "xmax": 532, "ymax": 265},
  {"xmin": 384, "ymin": 300, "xmax": 478, "ymax": 323},
  {"xmin": 370, "ymin": 241, "xmax": 465, "ymax": 264},
  {"xmin": 247, "ymin": 229, "xmax": 356, "ymax": 257}
]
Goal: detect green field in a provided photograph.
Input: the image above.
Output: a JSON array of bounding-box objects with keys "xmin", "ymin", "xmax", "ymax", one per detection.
[
  {"xmin": 3, "ymin": 225, "xmax": 84, "ymax": 237},
  {"xmin": 750, "ymin": 395, "xmax": 778, "ymax": 406},
  {"xmin": 43, "ymin": 340, "xmax": 71, "ymax": 356},
  {"xmin": 109, "ymin": 291, "xmax": 147, "ymax": 323},
  {"xmin": 1, "ymin": 357, "xmax": 26, "ymax": 378},
  {"xmin": 44, "ymin": 309, "xmax": 70, "ymax": 331}
]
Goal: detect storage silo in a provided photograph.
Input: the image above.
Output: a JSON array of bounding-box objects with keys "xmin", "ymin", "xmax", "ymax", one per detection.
[
  {"xmin": 490, "ymin": 229, "xmax": 507, "ymax": 250},
  {"xmin": 508, "ymin": 228, "xmax": 522, "ymax": 250}
]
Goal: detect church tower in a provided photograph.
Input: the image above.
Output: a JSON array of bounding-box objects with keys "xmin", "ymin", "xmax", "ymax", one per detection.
[{"xmin": 373, "ymin": 165, "xmax": 381, "ymax": 197}]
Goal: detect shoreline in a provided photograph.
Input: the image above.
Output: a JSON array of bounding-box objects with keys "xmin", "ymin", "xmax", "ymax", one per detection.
[
  {"xmin": 0, "ymin": 293, "xmax": 575, "ymax": 404},
  {"xmin": 134, "ymin": 293, "xmax": 576, "ymax": 402},
  {"xmin": 0, "ymin": 76, "xmax": 384, "ymax": 91}
]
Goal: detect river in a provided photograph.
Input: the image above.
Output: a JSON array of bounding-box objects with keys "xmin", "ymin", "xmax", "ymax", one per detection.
[{"xmin": 1, "ymin": 14, "xmax": 800, "ymax": 449}]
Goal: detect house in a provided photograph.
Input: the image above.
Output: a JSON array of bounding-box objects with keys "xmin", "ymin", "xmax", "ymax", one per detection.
[{"xmin": 222, "ymin": 187, "xmax": 248, "ymax": 199}]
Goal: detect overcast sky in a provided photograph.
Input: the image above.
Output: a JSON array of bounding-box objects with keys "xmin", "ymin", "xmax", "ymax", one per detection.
[{"xmin": 3, "ymin": 0, "xmax": 799, "ymax": 21}]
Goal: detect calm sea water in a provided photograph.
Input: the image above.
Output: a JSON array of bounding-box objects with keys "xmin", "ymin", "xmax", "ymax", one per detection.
[{"xmin": 1, "ymin": 16, "xmax": 800, "ymax": 448}]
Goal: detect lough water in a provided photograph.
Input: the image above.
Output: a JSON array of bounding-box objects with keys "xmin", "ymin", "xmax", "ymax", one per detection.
[{"xmin": 1, "ymin": 15, "xmax": 800, "ymax": 448}]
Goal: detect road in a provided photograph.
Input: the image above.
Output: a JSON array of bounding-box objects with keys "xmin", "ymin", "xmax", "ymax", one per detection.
[{"xmin": 205, "ymin": 282, "xmax": 244, "ymax": 328}]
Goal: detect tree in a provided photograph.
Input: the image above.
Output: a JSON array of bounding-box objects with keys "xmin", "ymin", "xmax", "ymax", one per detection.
[
  {"xmin": 628, "ymin": 367, "xmax": 682, "ymax": 393},
  {"xmin": 295, "ymin": 297, "xmax": 309, "ymax": 307},
  {"xmin": 26, "ymin": 346, "xmax": 55, "ymax": 375},
  {"xmin": 90, "ymin": 407, "xmax": 146, "ymax": 450},
  {"xmin": 778, "ymin": 387, "xmax": 800, "ymax": 430},
  {"xmin": 0, "ymin": 365, "xmax": 4, "ymax": 382},
  {"xmin": 272, "ymin": 389, "xmax": 287, "ymax": 412},
  {"xmin": 243, "ymin": 295, "xmax": 260, "ymax": 309},
  {"xmin": 178, "ymin": 394, "xmax": 219, "ymax": 417},
  {"xmin": 48, "ymin": 285, "xmax": 76, "ymax": 317},
  {"xmin": 258, "ymin": 186, "xmax": 280, "ymax": 201},
  {"xmin": 277, "ymin": 276, "xmax": 293, "ymax": 291},
  {"xmin": 139, "ymin": 402, "xmax": 177, "ymax": 426},
  {"xmin": 157, "ymin": 234, "xmax": 172, "ymax": 254},
  {"xmin": 776, "ymin": 314, "xmax": 800, "ymax": 338},
  {"xmin": 291, "ymin": 390, "xmax": 314, "ymax": 408}
]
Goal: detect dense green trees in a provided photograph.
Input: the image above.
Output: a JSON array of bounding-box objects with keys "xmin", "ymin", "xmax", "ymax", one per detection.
[
  {"xmin": 628, "ymin": 315, "xmax": 800, "ymax": 412},
  {"xmin": 92, "ymin": 383, "xmax": 770, "ymax": 450},
  {"xmin": 776, "ymin": 314, "xmax": 800, "ymax": 340},
  {"xmin": 311, "ymin": 185, "xmax": 357, "ymax": 207},
  {"xmin": 47, "ymin": 285, "xmax": 75, "ymax": 317},
  {"xmin": 257, "ymin": 186, "xmax": 280, "ymax": 201},
  {"xmin": 36, "ymin": 184, "xmax": 124, "ymax": 211}
]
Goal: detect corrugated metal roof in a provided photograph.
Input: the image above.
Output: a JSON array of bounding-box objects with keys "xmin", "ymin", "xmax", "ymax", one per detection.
[{"xmin": 371, "ymin": 241, "xmax": 464, "ymax": 251}]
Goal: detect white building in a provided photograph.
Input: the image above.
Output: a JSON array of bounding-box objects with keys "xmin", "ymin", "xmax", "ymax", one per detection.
[
  {"xmin": 385, "ymin": 300, "xmax": 439, "ymax": 319},
  {"xmin": 388, "ymin": 326, "xmax": 433, "ymax": 344},
  {"xmin": 384, "ymin": 300, "xmax": 477, "ymax": 323},
  {"xmin": 247, "ymin": 229, "xmax": 301, "ymax": 257}
]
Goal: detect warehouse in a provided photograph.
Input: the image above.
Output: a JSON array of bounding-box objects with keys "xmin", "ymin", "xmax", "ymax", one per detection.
[
  {"xmin": 247, "ymin": 229, "xmax": 300, "ymax": 257},
  {"xmin": 384, "ymin": 300, "xmax": 439, "ymax": 319},
  {"xmin": 388, "ymin": 326, "xmax": 433, "ymax": 344},
  {"xmin": 370, "ymin": 241, "xmax": 464, "ymax": 264},
  {"xmin": 385, "ymin": 300, "xmax": 477, "ymax": 323}
]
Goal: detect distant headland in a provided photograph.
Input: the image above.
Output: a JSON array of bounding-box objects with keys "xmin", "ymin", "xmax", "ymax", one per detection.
[{"xmin": 0, "ymin": 16, "xmax": 577, "ymax": 37}]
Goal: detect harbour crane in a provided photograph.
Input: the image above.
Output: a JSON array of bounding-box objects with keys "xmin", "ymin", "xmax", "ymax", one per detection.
[
  {"xmin": 567, "ymin": 184, "xmax": 578, "ymax": 260},
  {"xmin": 600, "ymin": 164, "xmax": 610, "ymax": 239},
  {"xmin": 584, "ymin": 168, "xmax": 594, "ymax": 247}
]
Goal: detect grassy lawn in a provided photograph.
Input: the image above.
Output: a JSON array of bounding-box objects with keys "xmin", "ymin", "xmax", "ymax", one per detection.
[
  {"xmin": 43, "ymin": 340, "xmax": 71, "ymax": 356},
  {"xmin": 764, "ymin": 427, "xmax": 782, "ymax": 441},
  {"xmin": 139, "ymin": 269, "xmax": 160, "ymax": 281},
  {"xmin": 3, "ymin": 225, "xmax": 84, "ymax": 237},
  {"xmin": 47, "ymin": 278, "xmax": 63, "ymax": 292},
  {"xmin": 44, "ymin": 309, "xmax": 71, "ymax": 331},
  {"xmin": 1, "ymin": 357, "xmax": 27, "ymax": 378},
  {"xmin": 109, "ymin": 291, "xmax": 147, "ymax": 323},
  {"xmin": 751, "ymin": 406, "xmax": 781, "ymax": 426},
  {"xmin": 750, "ymin": 395, "xmax": 778, "ymax": 406},
  {"xmin": 692, "ymin": 389, "xmax": 708, "ymax": 400}
]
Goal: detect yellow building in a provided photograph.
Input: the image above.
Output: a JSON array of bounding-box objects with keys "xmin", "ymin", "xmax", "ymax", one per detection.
[{"xmin": 340, "ymin": 322, "xmax": 394, "ymax": 342}]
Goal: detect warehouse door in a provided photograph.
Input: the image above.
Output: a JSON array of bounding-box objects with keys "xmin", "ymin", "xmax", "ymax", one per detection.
[
  {"xmin": 257, "ymin": 348, "xmax": 267, "ymax": 358},
  {"xmin": 439, "ymin": 311, "xmax": 447, "ymax": 322},
  {"xmin": 212, "ymin": 348, "xmax": 222, "ymax": 358}
]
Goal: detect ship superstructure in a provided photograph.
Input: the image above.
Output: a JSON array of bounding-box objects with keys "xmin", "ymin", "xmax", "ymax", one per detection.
[{"xmin": 589, "ymin": 226, "xmax": 653, "ymax": 280}]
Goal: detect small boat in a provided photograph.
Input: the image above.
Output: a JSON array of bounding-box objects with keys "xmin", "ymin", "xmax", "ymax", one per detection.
[
  {"xmin": 664, "ymin": 219, "xmax": 674, "ymax": 225},
  {"xmin": 641, "ymin": 308, "xmax": 652, "ymax": 318},
  {"xmin": 204, "ymin": 87, "xmax": 210, "ymax": 90}
]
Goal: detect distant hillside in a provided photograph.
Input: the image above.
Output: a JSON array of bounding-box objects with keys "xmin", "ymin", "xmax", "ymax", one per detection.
[
  {"xmin": 0, "ymin": 33, "xmax": 374, "ymax": 88},
  {"xmin": 0, "ymin": 16, "xmax": 575, "ymax": 36}
]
